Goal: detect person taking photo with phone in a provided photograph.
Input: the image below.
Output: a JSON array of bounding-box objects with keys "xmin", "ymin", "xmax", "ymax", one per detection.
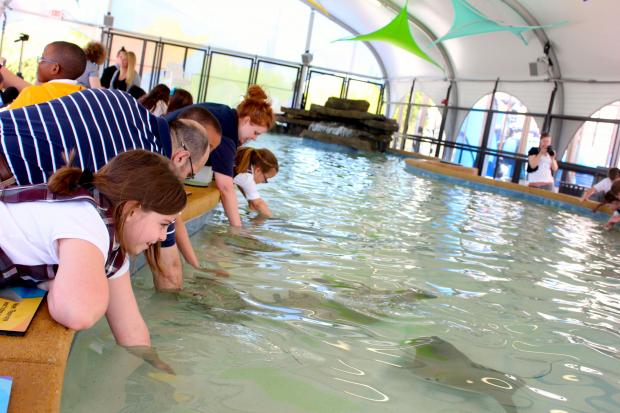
[{"xmin": 527, "ymin": 132, "xmax": 558, "ymax": 192}]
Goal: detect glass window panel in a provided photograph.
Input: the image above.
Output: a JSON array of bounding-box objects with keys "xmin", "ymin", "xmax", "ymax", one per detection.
[
  {"xmin": 562, "ymin": 101, "xmax": 620, "ymax": 168},
  {"xmin": 255, "ymin": 62, "xmax": 300, "ymax": 113},
  {"xmin": 346, "ymin": 80, "xmax": 382, "ymax": 114},
  {"xmin": 408, "ymin": 92, "xmax": 443, "ymax": 139},
  {"xmin": 205, "ymin": 53, "xmax": 252, "ymax": 107},
  {"xmin": 158, "ymin": 44, "xmax": 186, "ymax": 88},
  {"xmin": 305, "ymin": 72, "xmax": 344, "ymax": 109},
  {"xmin": 139, "ymin": 41, "xmax": 157, "ymax": 91},
  {"xmin": 184, "ymin": 49, "xmax": 207, "ymax": 102}
]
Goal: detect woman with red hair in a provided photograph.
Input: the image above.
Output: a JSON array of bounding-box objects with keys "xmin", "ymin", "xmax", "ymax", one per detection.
[{"xmin": 166, "ymin": 84, "xmax": 275, "ymax": 226}]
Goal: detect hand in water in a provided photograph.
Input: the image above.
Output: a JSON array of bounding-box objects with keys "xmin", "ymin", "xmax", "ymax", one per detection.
[
  {"xmin": 126, "ymin": 346, "xmax": 175, "ymax": 375},
  {"xmin": 196, "ymin": 267, "xmax": 230, "ymax": 277}
]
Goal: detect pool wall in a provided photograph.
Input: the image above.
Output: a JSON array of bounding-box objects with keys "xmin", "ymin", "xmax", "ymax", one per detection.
[{"xmin": 402, "ymin": 157, "xmax": 611, "ymax": 221}]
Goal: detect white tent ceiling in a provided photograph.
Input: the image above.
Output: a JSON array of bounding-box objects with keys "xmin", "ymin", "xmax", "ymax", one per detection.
[{"xmin": 315, "ymin": 0, "xmax": 620, "ymax": 82}]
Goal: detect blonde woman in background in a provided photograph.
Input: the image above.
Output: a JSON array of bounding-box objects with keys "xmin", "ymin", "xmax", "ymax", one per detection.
[{"xmin": 110, "ymin": 51, "xmax": 141, "ymax": 91}]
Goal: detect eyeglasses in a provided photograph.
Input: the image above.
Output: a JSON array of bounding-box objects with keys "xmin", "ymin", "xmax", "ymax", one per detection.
[
  {"xmin": 182, "ymin": 143, "xmax": 195, "ymax": 179},
  {"xmin": 37, "ymin": 56, "xmax": 58, "ymax": 65}
]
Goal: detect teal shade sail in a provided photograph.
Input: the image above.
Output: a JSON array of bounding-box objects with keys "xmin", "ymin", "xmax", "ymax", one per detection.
[
  {"xmin": 336, "ymin": 1, "xmax": 443, "ymax": 70},
  {"xmin": 434, "ymin": 0, "xmax": 565, "ymax": 45}
]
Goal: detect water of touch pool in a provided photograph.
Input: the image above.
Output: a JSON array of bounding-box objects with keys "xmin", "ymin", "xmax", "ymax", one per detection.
[{"xmin": 62, "ymin": 134, "xmax": 620, "ymax": 413}]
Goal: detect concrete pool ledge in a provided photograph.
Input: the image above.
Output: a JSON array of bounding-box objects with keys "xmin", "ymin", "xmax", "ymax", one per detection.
[
  {"xmin": 0, "ymin": 185, "xmax": 220, "ymax": 413},
  {"xmin": 404, "ymin": 158, "xmax": 612, "ymax": 217}
]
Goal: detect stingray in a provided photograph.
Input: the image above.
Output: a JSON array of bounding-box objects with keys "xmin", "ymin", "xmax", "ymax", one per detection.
[
  {"xmin": 398, "ymin": 336, "xmax": 534, "ymax": 413},
  {"xmin": 312, "ymin": 275, "xmax": 437, "ymax": 312},
  {"xmin": 176, "ymin": 276, "xmax": 379, "ymax": 326}
]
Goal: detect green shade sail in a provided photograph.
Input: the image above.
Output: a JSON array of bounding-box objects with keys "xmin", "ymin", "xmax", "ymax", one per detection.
[
  {"xmin": 336, "ymin": 1, "xmax": 443, "ymax": 71},
  {"xmin": 433, "ymin": 0, "xmax": 565, "ymax": 45}
]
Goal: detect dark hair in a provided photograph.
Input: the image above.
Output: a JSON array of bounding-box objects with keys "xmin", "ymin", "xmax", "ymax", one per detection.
[
  {"xmin": 127, "ymin": 85, "xmax": 146, "ymax": 100},
  {"xmin": 540, "ymin": 132, "xmax": 551, "ymax": 139},
  {"xmin": 236, "ymin": 85, "xmax": 275, "ymax": 129},
  {"xmin": 47, "ymin": 41, "xmax": 87, "ymax": 80},
  {"xmin": 117, "ymin": 47, "xmax": 126, "ymax": 57},
  {"xmin": 83, "ymin": 41, "xmax": 106, "ymax": 65},
  {"xmin": 138, "ymin": 84, "xmax": 170, "ymax": 112},
  {"xmin": 234, "ymin": 147, "xmax": 279, "ymax": 176},
  {"xmin": 608, "ymin": 167, "xmax": 620, "ymax": 180},
  {"xmin": 1, "ymin": 87, "xmax": 19, "ymax": 106},
  {"xmin": 169, "ymin": 119, "xmax": 210, "ymax": 164},
  {"xmin": 167, "ymin": 88, "xmax": 193, "ymax": 113},
  {"xmin": 177, "ymin": 106, "xmax": 222, "ymax": 150},
  {"xmin": 47, "ymin": 150, "xmax": 187, "ymax": 271}
]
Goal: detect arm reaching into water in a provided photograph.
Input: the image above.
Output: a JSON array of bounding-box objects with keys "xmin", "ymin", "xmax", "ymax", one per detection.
[
  {"xmin": 581, "ymin": 187, "xmax": 596, "ymax": 202},
  {"xmin": 248, "ymin": 197, "xmax": 272, "ymax": 218},
  {"xmin": 175, "ymin": 216, "xmax": 199, "ymax": 268},
  {"xmin": 215, "ymin": 172, "xmax": 242, "ymax": 227},
  {"xmin": 105, "ymin": 272, "xmax": 151, "ymax": 347}
]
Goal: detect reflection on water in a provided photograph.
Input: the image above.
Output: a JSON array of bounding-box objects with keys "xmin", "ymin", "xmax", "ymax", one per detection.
[{"xmin": 63, "ymin": 135, "xmax": 620, "ymax": 413}]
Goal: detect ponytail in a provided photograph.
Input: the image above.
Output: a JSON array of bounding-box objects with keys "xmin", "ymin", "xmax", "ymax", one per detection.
[
  {"xmin": 237, "ymin": 85, "xmax": 275, "ymax": 129},
  {"xmin": 46, "ymin": 150, "xmax": 187, "ymax": 272},
  {"xmin": 234, "ymin": 147, "xmax": 279, "ymax": 176}
]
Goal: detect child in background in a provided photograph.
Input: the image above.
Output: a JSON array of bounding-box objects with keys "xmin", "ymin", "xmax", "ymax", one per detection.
[
  {"xmin": 233, "ymin": 147, "xmax": 279, "ymax": 217},
  {"xmin": 139, "ymin": 84, "xmax": 170, "ymax": 116},
  {"xmin": 0, "ymin": 41, "xmax": 86, "ymax": 109},
  {"xmin": 581, "ymin": 167, "xmax": 620, "ymax": 202}
]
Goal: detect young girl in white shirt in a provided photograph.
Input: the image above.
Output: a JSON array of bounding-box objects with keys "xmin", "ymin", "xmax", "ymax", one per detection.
[
  {"xmin": 233, "ymin": 147, "xmax": 279, "ymax": 217},
  {"xmin": 0, "ymin": 150, "xmax": 186, "ymax": 349}
]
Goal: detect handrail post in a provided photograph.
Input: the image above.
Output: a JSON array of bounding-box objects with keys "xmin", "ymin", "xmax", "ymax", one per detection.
[{"xmin": 435, "ymin": 80, "xmax": 453, "ymax": 158}]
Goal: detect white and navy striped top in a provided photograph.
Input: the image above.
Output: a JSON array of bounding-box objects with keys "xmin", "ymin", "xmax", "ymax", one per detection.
[{"xmin": 0, "ymin": 88, "xmax": 171, "ymax": 185}]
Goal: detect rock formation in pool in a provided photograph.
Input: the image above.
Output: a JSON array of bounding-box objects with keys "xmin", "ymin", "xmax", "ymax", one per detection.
[{"xmin": 276, "ymin": 97, "xmax": 399, "ymax": 152}]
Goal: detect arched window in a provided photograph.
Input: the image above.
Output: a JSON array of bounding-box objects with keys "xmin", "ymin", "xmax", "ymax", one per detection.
[
  {"xmin": 452, "ymin": 92, "xmax": 541, "ymax": 180},
  {"xmin": 562, "ymin": 101, "xmax": 620, "ymax": 168},
  {"xmin": 390, "ymin": 91, "xmax": 443, "ymax": 155}
]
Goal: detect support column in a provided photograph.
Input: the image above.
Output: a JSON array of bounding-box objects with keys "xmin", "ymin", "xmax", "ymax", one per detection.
[
  {"xmin": 399, "ymin": 78, "xmax": 416, "ymax": 150},
  {"xmin": 474, "ymin": 78, "xmax": 500, "ymax": 175},
  {"xmin": 436, "ymin": 81, "xmax": 454, "ymax": 158},
  {"xmin": 293, "ymin": 10, "xmax": 315, "ymax": 109}
]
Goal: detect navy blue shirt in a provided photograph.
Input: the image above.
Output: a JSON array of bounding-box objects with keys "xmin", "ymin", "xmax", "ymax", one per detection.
[
  {"xmin": 0, "ymin": 88, "xmax": 177, "ymax": 247},
  {"xmin": 0, "ymin": 88, "xmax": 171, "ymax": 185},
  {"xmin": 166, "ymin": 102, "xmax": 239, "ymax": 177}
]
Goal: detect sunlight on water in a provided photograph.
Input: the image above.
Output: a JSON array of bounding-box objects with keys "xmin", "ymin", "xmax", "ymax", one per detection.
[{"xmin": 63, "ymin": 135, "xmax": 620, "ymax": 413}]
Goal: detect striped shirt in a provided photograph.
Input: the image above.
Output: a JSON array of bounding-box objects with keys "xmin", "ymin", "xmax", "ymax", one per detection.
[{"xmin": 0, "ymin": 88, "xmax": 171, "ymax": 185}]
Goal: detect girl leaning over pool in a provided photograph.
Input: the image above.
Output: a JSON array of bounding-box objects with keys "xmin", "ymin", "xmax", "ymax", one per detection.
[{"xmin": 0, "ymin": 150, "xmax": 186, "ymax": 350}]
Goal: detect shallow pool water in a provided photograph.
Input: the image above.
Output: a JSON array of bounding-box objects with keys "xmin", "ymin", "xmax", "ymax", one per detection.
[{"xmin": 63, "ymin": 134, "xmax": 620, "ymax": 413}]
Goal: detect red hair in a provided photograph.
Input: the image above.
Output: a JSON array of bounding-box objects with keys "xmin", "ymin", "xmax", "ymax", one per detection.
[{"xmin": 236, "ymin": 85, "xmax": 275, "ymax": 129}]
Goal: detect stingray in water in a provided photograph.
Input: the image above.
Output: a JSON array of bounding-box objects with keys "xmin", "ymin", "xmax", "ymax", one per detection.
[{"xmin": 397, "ymin": 336, "xmax": 535, "ymax": 413}]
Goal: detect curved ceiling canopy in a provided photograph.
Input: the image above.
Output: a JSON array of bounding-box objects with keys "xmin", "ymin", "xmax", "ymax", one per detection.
[{"xmin": 314, "ymin": 0, "xmax": 619, "ymax": 82}]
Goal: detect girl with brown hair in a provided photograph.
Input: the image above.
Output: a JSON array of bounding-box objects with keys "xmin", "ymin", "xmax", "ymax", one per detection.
[
  {"xmin": 234, "ymin": 147, "xmax": 279, "ymax": 217},
  {"xmin": 0, "ymin": 150, "xmax": 186, "ymax": 348},
  {"xmin": 167, "ymin": 88, "xmax": 194, "ymax": 113},
  {"xmin": 139, "ymin": 84, "xmax": 171, "ymax": 116}
]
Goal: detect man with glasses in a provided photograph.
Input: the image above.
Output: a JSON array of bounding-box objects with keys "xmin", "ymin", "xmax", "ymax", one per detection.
[
  {"xmin": 0, "ymin": 41, "xmax": 86, "ymax": 110},
  {"xmin": 0, "ymin": 88, "xmax": 215, "ymax": 291}
]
